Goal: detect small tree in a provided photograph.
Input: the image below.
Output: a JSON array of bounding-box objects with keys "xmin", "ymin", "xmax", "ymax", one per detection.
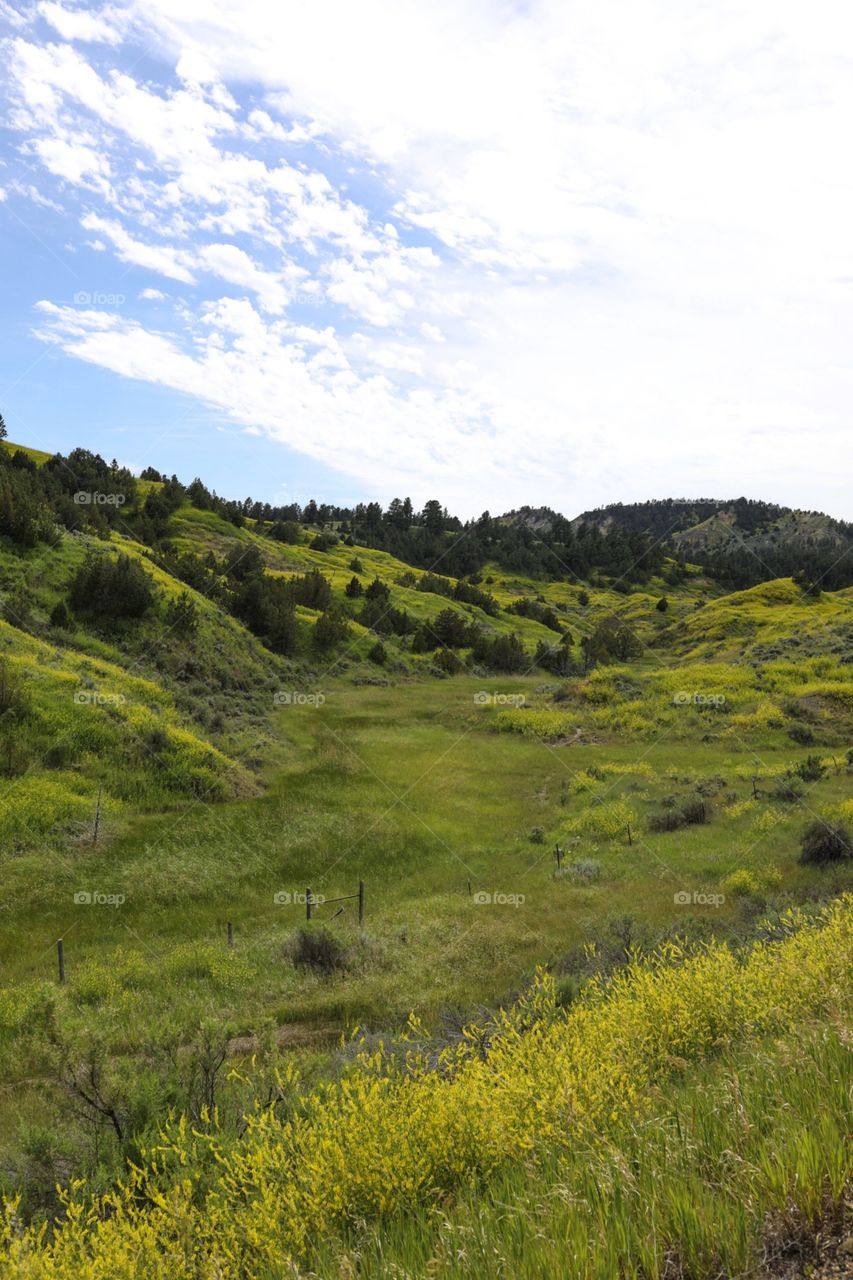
[
  {"xmin": 165, "ymin": 591, "xmax": 198, "ymax": 636},
  {"xmin": 50, "ymin": 600, "xmax": 72, "ymax": 629},
  {"xmin": 656, "ymin": 596, "xmax": 668, "ymax": 612},
  {"xmin": 368, "ymin": 640, "xmax": 387, "ymax": 665},
  {"xmin": 0, "ymin": 413, "xmax": 7, "ymax": 441},
  {"xmin": 345, "ymin": 575, "xmax": 363, "ymax": 599},
  {"xmin": 312, "ymin": 609, "xmax": 350, "ymax": 652},
  {"xmin": 365, "ymin": 576, "xmax": 390, "ymax": 602}
]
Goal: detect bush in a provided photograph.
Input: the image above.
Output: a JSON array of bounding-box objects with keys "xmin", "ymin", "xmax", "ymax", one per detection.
[
  {"xmin": 288, "ymin": 926, "xmax": 346, "ymax": 974},
  {"xmin": 50, "ymin": 599, "xmax": 72, "ymax": 629},
  {"xmin": 722, "ymin": 867, "xmax": 782, "ymax": 896},
  {"xmin": 771, "ymin": 781, "xmax": 804, "ymax": 803},
  {"xmin": 798, "ymin": 820, "xmax": 853, "ymax": 865},
  {"xmin": 563, "ymin": 858, "xmax": 601, "ymax": 882},
  {"xmin": 310, "ymin": 533, "xmax": 338, "ymax": 551},
  {"xmin": 367, "ymin": 640, "xmax": 387, "ymax": 665},
  {"xmin": 433, "ymin": 647, "xmax": 465, "ymax": 675},
  {"xmin": 649, "ymin": 795, "xmax": 707, "ymax": 833},
  {"xmin": 165, "ymin": 591, "xmax": 198, "ymax": 636},
  {"xmin": 681, "ymin": 795, "xmax": 708, "ymax": 825},
  {"xmin": 794, "ymin": 754, "xmax": 825, "ymax": 783},
  {"xmin": 312, "ymin": 610, "xmax": 350, "ymax": 652},
  {"xmin": 649, "ymin": 809, "xmax": 684, "ymax": 833}
]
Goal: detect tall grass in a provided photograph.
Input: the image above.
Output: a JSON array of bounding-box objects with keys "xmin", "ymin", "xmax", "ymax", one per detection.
[{"xmin": 1, "ymin": 897, "xmax": 849, "ymax": 1278}]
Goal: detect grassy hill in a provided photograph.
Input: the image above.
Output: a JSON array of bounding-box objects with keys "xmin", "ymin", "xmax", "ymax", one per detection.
[
  {"xmin": 1, "ymin": 439, "xmax": 851, "ymax": 1277},
  {"xmin": 573, "ymin": 496, "xmax": 853, "ymax": 590}
]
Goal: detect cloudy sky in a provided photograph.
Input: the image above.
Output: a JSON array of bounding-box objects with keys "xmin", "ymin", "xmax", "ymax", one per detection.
[{"xmin": 1, "ymin": 0, "xmax": 852, "ymax": 517}]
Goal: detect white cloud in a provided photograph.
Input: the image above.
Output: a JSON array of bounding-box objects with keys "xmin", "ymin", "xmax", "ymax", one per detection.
[
  {"xmin": 38, "ymin": 2, "xmax": 123, "ymax": 44},
  {"xmin": 81, "ymin": 213, "xmax": 196, "ymax": 282},
  {"xmin": 139, "ymin": 286, "xmax": 165, "ymax": 298},
  {"xmin": 6, "ymin": 0, "xmax": 853, "ymax": 515}
]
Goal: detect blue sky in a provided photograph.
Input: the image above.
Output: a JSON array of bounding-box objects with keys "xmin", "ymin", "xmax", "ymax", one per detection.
[{"xmin": 2, "ymin": 0, "xmax": 852, "ymax": 518}]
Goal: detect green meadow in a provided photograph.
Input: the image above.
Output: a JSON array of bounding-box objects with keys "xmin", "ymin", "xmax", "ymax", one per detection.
[{"xmin": 1, "ymin": 451, "xmax": 851, "ymax": 1274}]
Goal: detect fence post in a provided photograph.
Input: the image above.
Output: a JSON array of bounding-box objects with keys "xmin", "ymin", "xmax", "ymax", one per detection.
[
  {"xmin": 92, "ymin": 785, "xmax": 102, "ymax": 846},
  {"xmin": 57, "ymin": 938, "xmax": 65, "ymax": 984},
  {"xmin": 555, "ymin": 843, "xmax": 562, "ymax": 871},
  {"xmin": 227, "ymin": 921, "xmax": 233, "ymax": 949},
  {"xmin": 626, "ymin": 823, "xmax": 632, "ymax": 846},
  {"xmin": 306, "ymin": 888, "xmax": 312, "ymax": 922},
  {"xmin": 358, "ymin": 879, "xmax": 364, "ymax": 926}
]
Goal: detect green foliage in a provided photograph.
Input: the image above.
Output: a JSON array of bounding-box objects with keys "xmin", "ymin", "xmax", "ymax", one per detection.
[
  {"xmin": 794, "ymin": 754, "xmax": 826, "ymax": 782},
  {"xmin": 799, "ymin": 820, "xmax": 852, "ymax": 864},
  {"xmin": 288, "ymin": 925, "xmax": 347, "ymax": 973},
  {"xmin": 164, "ymin": 591, "xmax": 198, "ymax": 637},
  {"xmin": 368, "ymin": 640, "xmax": 387, "ymax": 665},
  {"xmin": 312, "ymin": 609, "xmax": 350, "ymax": 652},
  {"xmin": 49, "ymin": 599, "xmax": 72, "ymax": 629},
  {"xmin": 69, "ymin": 553, "xmax": 154, "ymax": 620}
]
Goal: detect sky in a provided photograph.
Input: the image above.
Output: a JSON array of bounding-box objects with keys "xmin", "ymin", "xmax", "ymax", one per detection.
[{"xmin": 1, "ymin": 0, "xmax": 852, "ymax": 519}]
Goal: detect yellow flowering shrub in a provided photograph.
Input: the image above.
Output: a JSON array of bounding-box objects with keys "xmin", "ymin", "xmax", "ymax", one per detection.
[
  {"xmin": 564, "ymin": 798, "xmax": 635, "ymax": 840},
  {"xmin": 721, "ymin": 866, "xmax": 782, "ymax": 897},
  {"xmin": 2, "ymin": 898, "xmax": 850, "ymax": 1278}
]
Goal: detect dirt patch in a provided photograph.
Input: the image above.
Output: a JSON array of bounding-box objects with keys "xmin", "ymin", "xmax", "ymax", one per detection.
[
  {"xmin": 760, "ymin": 1191, "xmax": 852, "ymax": 1279},
  {"xmin": 226, "ymin": 1023, "xmax": 341, "ymax": 1057}
]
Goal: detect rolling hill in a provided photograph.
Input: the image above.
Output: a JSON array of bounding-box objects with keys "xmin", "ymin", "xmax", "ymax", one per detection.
[{"xmin": 1, "ymin": 438, "xmax": 851, "ymax": 1279}]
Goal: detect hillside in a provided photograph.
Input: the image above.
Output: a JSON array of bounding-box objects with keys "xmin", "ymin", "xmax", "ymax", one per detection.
[
  {"xmin": 573, "ymin": 497, "xmax": 853, "ymax": 590},
  {"xmin": 1, "ymin": 439, "xmax": 852, "ymax": 1279}
]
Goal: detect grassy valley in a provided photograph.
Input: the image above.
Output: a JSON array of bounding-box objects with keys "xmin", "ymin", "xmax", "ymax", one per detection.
[{"xmin": 0, "ymin": 439, "xmax": 851, "ymax": 1278}]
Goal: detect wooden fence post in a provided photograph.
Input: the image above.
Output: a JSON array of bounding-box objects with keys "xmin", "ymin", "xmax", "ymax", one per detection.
[
  {"xmin": 57, "ymin": 938, "xmax": 65, "ymax": 984},
  {"xmin": 358, "ymin": 879, "xmax": 364, "ymax": 926},
  {"xmin": 227, "ymin": 921, "xmax": 233, "ymax": 948},
  {"xmin": 626, "ymin": 823, "xmax": 632, "ymax": 846},
  {"xmin": 92, "ymin": 785, "xmax": 102, "ymax": 846},
  {"xmin": 306, "ymin": 888, "xmax": 312, "ymax": 921},
  {"xmin": 555, "ymin": 843, "xmax": 562, "ymax": 871}
]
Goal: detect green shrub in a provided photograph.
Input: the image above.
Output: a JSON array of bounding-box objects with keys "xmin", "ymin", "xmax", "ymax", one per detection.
[
  {"xmin": 798, "ymin": 820, "xmax": 852, "ymax": 865},
  {"xmin": 794, "ymin": 754, "xmax": 825, "ymax": 782},
  {"xmin": 288, "ymin": 926, "xmax": 347, "ymax": 974}
]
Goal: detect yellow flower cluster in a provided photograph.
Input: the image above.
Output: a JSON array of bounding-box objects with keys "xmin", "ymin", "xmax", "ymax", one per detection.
[{"xmin": 2, "ymin": 898, "xmax": 850, "ymax": 1279}]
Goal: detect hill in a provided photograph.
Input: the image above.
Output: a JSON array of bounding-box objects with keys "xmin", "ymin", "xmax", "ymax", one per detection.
[
  {"xmin": 572, "ymin": 497, "xmax": 853, "ymax": 590},
  {"xmin": 1, "ymin": 437, "xmax": 852, "ymax": 1278}
]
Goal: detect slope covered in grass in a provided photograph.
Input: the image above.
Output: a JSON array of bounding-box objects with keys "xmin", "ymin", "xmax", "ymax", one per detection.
[{"xmin": 1, "ymin": 897, "xmax": 850, "ymax": 1277}]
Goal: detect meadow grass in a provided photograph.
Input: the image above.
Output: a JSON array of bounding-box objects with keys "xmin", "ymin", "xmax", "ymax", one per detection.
[
  {"xmin": 312, "ymin": 1014, "xmax": 851, "ymax": 1279},
  {"xmin": 1, "ymin": 896, "xmax": 849, "ymax": 1277}
]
